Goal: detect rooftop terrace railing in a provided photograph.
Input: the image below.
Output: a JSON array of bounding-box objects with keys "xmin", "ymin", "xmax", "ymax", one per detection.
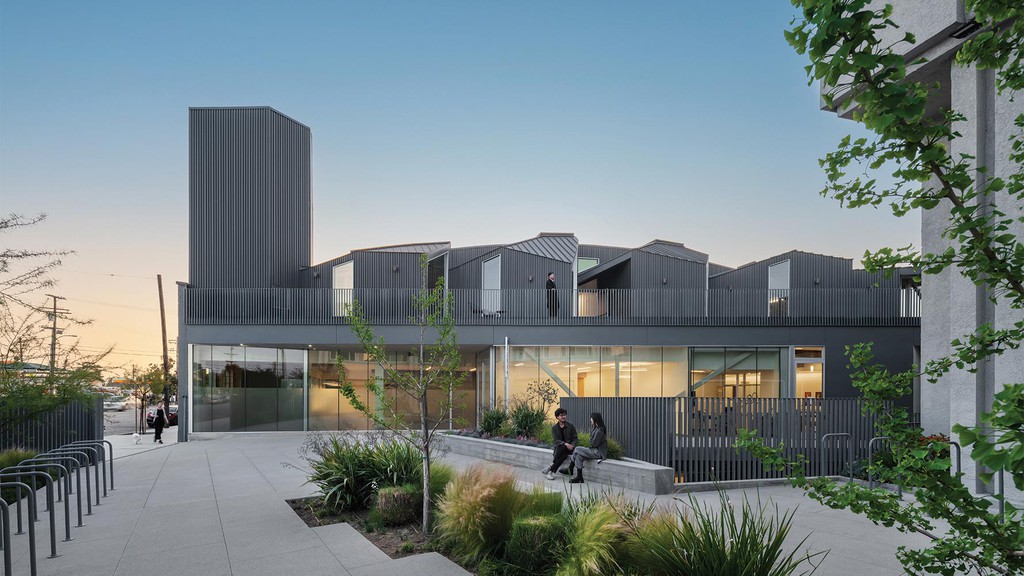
[{"xmin": 183, "ymin": 287, "xmax": 921, "ymax": 327}]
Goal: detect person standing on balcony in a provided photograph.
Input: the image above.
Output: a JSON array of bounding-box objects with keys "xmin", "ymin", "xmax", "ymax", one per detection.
[
  {"xmin": 541, "ymin": 408, "xmax": 577, "ymax": 480},
  {"xmin": 546, "ymin": 272, "xmax": 559, "ymax": 317}
]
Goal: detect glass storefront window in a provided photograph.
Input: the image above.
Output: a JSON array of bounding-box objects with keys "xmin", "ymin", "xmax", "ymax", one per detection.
[
  {"xmin": 569, "ymin": 347, "xmax": 601, "ymax": 398},
  {"xmin": 629, "ymin": 347, "xmax": 662, "ymax": 397},
  {"xmin": 600, "ymin": 347, "xmax": 631, "ymax": 397},
  {"xmin": 689, "ymin": 347, "xmax": 786, "ymax": 398},
  {"xmin": 663, "ymin": 348, "xmax": 688, "ymax": 398}
]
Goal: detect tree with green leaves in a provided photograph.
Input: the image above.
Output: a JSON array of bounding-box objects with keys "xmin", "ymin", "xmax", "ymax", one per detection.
[
  {"xmin": 739, "ymin": 2, "xmax": 1023, "ymax": 575},
  {"xmin": 337, "ymin": 255, "xmax": 465, "ymax": 533}
]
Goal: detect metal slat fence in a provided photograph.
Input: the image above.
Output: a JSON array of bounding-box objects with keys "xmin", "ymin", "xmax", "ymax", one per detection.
[
  {"xmin": 0, "ymin": 396, "xmax": 104, "ymax": 452},
  {"xmin": 562, "ymin": 396, "xmax": 882, "ymax": 483},
  {"xmin": 184, "ymin": 287, "xmax": 921, "ymax": 327}
]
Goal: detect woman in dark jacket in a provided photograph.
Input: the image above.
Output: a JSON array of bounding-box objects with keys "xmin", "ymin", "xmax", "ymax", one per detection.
[
  {"xmin": 569, "ymin": 412, "xmax": 607, "ymax": 484},
  {"xmin": 153, "ymin": 401, "xmax": 167, "ymax": 444}
]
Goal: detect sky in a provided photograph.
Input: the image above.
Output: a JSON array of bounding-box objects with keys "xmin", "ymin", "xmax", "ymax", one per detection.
[{"xmin": 0, "ymin": 1, "xmax": 919, "ymax": 376}]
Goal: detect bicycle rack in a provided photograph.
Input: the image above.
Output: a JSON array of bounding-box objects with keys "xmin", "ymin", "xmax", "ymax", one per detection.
[
  {"xmin": 0, "ymin": 471, "xmax": 59, "ymax": 559},
  {"xmin": 27, "ymin": 456, "xmax": 84, "ymax": 528},
  {"xmin": 0, "ymin": 499, "xmax": 10, "ymax": 576},
  {"xmin": 44, "ymin": 450, "xmax": 94, "ymax": 514},
  {"xmin": 68, "ymin": 440, "xmax": 113, "ymax": 493},
  {"xmin": 820, "ymin": 432, "xmax": 853, "ymax": 482},
  {"xmin": 49, "ymin": 446, "xmax": 101, "ymax": 506},
  {"xmin": 1, "ymin": 463, "xmax": 72, "ymax": 543},
  {"xmin": 0, "ymin": 481, "xmax": 38, "ymax": 576},
  {"xmin": 867, "ymin": 436, "xmax": 903, "ymax": 497}
]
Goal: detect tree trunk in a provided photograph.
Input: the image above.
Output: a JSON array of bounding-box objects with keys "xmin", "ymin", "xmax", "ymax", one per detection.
[{"xmin": 421, "ymin": 392, "xmax": 431, "ymax": 533}]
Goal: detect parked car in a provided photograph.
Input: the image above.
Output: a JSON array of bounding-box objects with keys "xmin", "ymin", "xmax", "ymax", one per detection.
[
  {"xmin": 146, "ymin": 405, "xmax": 178, "ymax": 427},
  {"xmin": 103, "ymin": 394, "xmax": 127, "ymax": 411}
]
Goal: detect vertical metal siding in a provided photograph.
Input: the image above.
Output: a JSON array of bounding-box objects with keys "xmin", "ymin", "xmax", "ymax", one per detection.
[
  {"xmin": 578, "ymin": 245, "xmax": 629, "ymax": 264},
  {"xmin": 189, "ymin": 107, "xmax": 311, "ymax": 289},
  {"xmin": 1, "ymin": 397, "xmax": 104, "ymax": 452}
]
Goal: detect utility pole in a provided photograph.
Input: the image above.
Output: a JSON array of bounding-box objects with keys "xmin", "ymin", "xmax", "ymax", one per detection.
[
  {"xmin": 157, "ymin": 274, "xmax": 171, "ymax": 407},
  {"xmin": 44, "ymin": 294, "xmax": 67, "ymax": 376}
]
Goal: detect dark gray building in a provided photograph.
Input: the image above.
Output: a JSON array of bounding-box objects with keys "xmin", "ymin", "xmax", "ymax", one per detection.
[{"xmin": 177, "ymin": 107, "xmax": 921, "ymax": 446}]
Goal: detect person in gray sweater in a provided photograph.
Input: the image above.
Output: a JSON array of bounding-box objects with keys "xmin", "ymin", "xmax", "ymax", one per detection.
[{"xmin": 569, "ymin": 412, "xmax": 607, "ymax": 484}]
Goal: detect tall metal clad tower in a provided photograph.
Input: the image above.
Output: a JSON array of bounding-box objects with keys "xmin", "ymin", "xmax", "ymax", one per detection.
[{"xmin": 188, "ymin": 107, "xmax": 312, "ymax": 289}]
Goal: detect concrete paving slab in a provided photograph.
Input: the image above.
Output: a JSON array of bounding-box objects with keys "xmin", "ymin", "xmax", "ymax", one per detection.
[
  {"xmin": 313, "ymin": 522, "xmax": 391, "ymax": 569},
  {"xmin": 231, "ymin": 544, "xmax": 351, "ymax": 576},
  {"xmin": 113, "ymin": 542, "xmax": 230, "ymax": 576},
  {"xmin": 348, "ymin": 552, "xmax": 472, "ymax": 576}
]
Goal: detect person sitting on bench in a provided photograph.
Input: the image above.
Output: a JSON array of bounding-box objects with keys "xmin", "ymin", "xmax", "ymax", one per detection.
[
  {"xmin": 541, "ymin": 408, "xmax": 577, "ymax": 480},
  {"xmin": 569, "ymin": 412, "xmax": 608, "ymax": 484}
]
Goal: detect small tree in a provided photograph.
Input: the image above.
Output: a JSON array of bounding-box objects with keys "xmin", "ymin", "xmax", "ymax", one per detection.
[
  {"xmin": 338, "ymin": 255, "xmax": 464, "ymax": 532},
  {"xmin": 740, "ymin": 2, "xmax": 1024, "ymax": 575},
  {"xmin": 0, "ymin": 214, "xmax": 70, "ymax": 309}
]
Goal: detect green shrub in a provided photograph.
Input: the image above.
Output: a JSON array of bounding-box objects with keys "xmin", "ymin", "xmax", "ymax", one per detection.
[
  {"xmin": 537, "ymin": 425, "xmax": 554, "ymax": 445},
  {"xmin": 436, "ymin": 465, "xmax": 530, "ymax": 564},
  {"xmin": 556, "ymin": 501, "xmax": 626, "ymax": 576},
  {"xmin": 373, "ymin": 484, "xmax": 421, "ymax": 526},
  {"xmin": 506, "ymin": 514, "xmax": 563, "ymax": 574},
  {"xmin": 522, "ymin": 490, "xmax": 563, "ymax": 517},
  {"xmin": 481, "ymin": 409, "xmax": 507, "ymax": 436},
  {"xmin": 0, "ymin": 448, "xmax": 37, "ymax": 504},
  {"xmin": 509, "ymin": 400, "xmax": 546, "ymax": 438},
  {"xmin": 621, "ymin": 492, "xmax": 826, "ymax": 576},
  {"xmin": 305, "ymin": 433, "xmax": 421, "ymax": 513},
  {"xmin": 427, "ymin": 461, "xmax": 455, "ymax": 509},
  {"xmin": 576, "ymin": 433, "xmax": 625, "ymax": 460}
]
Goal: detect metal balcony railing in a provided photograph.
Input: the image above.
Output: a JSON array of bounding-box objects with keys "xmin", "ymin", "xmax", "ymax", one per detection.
[{"xmin": 182, "ymin": 287, "xmax": 921, "ymax": 327}]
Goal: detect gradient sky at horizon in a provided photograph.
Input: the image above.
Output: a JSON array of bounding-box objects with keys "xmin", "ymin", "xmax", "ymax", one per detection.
[{"xmin": 0, "ymin": 1, "xmax": 919, "ymax": 376}]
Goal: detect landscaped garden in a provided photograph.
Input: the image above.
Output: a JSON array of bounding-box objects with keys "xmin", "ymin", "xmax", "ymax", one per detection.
[{"xmin": 289, "ymin": 430, "xmax": 827, "ymax": 575}]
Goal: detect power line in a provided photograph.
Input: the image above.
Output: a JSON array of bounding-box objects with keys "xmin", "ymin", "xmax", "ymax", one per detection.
[
  {"xmin": 63, "ymin": 297, "xmax": 158, "ymax": 311},
  {"xmin": 62, "ymin": 269, "xmax": 157, "ymax": 280}
]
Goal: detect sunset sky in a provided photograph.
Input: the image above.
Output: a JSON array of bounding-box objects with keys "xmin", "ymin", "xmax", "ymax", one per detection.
[{"xmin": 0, "ymin": 1, "xmax": 918, "ymax": 375}]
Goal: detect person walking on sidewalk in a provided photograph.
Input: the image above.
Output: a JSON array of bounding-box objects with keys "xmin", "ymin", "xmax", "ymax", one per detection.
[
  {"xmin": 153, "ymin": 401, "xmax": 167, "ymax": 444},
  {"xmin": 541, "ymin": 408, "xmax": 578, "ymax": 480}
]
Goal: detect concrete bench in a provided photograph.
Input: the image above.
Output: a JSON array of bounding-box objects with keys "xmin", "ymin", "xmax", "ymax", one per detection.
[{"xmin": 442, "ymin": 434, "xmax": 674, "ymax": 495}]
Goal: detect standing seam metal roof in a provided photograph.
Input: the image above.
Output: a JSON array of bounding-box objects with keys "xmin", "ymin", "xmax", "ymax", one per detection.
[
  {"xmin": 639, "ymin": 240, "xmax": 709, "ymax": 263},
  {"xmin": 505, "ymin": 234, "xmax": 578, "ymax": 263}
]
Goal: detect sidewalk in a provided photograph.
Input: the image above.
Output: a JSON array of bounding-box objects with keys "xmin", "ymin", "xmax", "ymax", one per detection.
[{"xmin": 6, "ymin": 432, "xmax": 926, "ymax": 575}]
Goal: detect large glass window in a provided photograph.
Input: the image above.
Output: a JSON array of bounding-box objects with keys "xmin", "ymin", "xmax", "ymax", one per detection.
[
  {"xmin": 629, "ymin": 347, "xmax": 663, "ymax": 397},
  {"xmin": 795, "ymin": 346, "xmax": 824, "ymax": 398},
  {"xmin": 577, "ymin": 257, "xmax": 599, "ymax": 273},
  {"xmin": 689, "ymin": 347, "xmax": 786, "ymax": 398},
  {"xmin": 333, "ymin": 261, "xmax": 354, "ymax": 316},
  {"xmin": 482, "ymin": 256, "xmax": 501, "ymax": 314},
  {"xmin": 569, "ymin": 347, "xmax": 601, "ymax": 398},
  {"xmin": 191, "ymin": 345, "xmax": 214, "ymax": 432},
  {"xmin": 768, "ymin": 260, "xmax": 790, "ymax": 317}
]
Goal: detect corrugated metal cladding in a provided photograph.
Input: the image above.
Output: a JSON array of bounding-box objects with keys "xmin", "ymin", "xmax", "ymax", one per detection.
[
  {"xmin": 450, "ymin": 245, "xmax": 502, "ymax": 269},
  {"xmin": 189, "ymin": 107, "xmax": 311, "ymax": 289},
  {"xmin": 708, "ymin": 250, "xmax": 901, "ymax": 290},
  {"xmin": 501, "ymin": 250, "xmax": 573, "ymax": 290},
  {"xmin": 639, "ymin": 240, "xmax": 709, "ymax": 263},
  {"xmin": 708, "ymin": 262, "xmax": 734, "ymax": 276},
  {"xmin": 353, "ymin": 251, "xmax": 429, "ymax": 289},
  {"xmin": 448, "ymin": 247, "xmax": 572, "ymax": 290},
  {"xmin": 578, "ymin": 244, "xmax": 629, "ymax": 264},
  {"xmin": 629, "ymin": 252, "xmax": 707, "ymax": 290},
  {"xmin": 506, "ymin": 234, "xmax": 578, "ymax": 263}
]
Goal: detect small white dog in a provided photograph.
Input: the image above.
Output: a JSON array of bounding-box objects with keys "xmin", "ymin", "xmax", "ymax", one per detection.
[{"xmin": 133, "ymin": 432, "xmax": 141, "ymax": 445}]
